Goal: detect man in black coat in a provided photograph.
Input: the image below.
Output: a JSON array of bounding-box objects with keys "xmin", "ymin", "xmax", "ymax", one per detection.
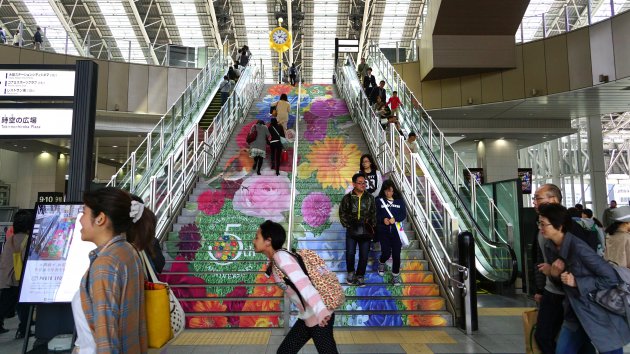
[
  {"xmin": 370, "ymin": 80, "xmax": 386, "ymax": 105},
  {"xmin": 363, "ymin": 68, "xmax": 376, "ymax": 101}
]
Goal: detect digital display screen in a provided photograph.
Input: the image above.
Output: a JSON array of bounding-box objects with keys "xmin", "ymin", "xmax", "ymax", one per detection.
[
  {"xmin": 19, "ymin": 203, "xmax": 95, "ymax": 304},
  {"xmin": 0, "ymin": 70, "xmax": 75, "ymax": 97}
]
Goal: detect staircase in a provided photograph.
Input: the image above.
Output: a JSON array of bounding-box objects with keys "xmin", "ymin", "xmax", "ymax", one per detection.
[{"xmin": 159, "ymin": 84, "xmax": 452, "ymax": 328}]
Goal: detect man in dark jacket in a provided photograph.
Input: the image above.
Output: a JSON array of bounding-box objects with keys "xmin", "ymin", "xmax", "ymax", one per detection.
[
  {"xmin": 370, "ymin": 80, "xmax": 387, "ymax": 106},
  {"xmin": 34, "ymin": 27, "xmax": 43, "ymax": 50},
  {"xmin": 363, "ymin": 68, "xmax": 376, "ymax": 101},
  {"xmin": 339, "ymin": 173, "xmax": 376, "ymax": 287}
]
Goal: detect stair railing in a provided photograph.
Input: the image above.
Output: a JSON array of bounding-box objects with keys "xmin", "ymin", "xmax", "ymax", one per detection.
[
  {"xmin": 122, "ymin": 61, "xmax": 264, "ymax": 241},
  {"xmin": 286, "ymin": 79, "xmax": 303, "ymax": 250},
  {"xmin": 364, "ymin": 45, "xmax": 517, "ymax": 283},
  {"xmin": 108, "ymin": 44, "xmax": 228, "ymax": 193},
  {"xmin": 335, "ymin": 57, "xmax": 468, "ymax": 319}
]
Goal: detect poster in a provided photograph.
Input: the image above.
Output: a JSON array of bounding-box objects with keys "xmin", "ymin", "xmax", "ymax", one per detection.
[
  {"xmin": 463, "ymin": 168, "xmax": 484, "ymax": 186},
  {"xmin": 518, "ymin": 168, "xmax": 533, "ymax": 194},
  {"xmin": 19, "ymin": 203, "xmax": 95, "ymax": 303}
]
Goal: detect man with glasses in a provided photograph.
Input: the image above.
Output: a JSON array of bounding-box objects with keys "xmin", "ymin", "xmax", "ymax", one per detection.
[
  {"xmin": 339, "ymin": 173, "xmax": 376, "ymax": 287},
  {"xmin": 532, "ymin": 184, "xmax": 600, "ymax": 353}
]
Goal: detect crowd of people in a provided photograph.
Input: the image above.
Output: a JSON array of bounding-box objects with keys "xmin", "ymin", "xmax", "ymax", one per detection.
[
  {"xmin": 532, "ymin": 184, "xmax": 630, "ymax": 354},
  {"xmin": 357, "ymin": 57, "xmax": 402, "ymax": 133},
  {"xmin": 0, "ymin": 27, "xmax": 43, "ymax": 49}
]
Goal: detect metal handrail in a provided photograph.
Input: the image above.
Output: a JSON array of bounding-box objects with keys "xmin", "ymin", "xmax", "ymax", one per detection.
[
  {"xmin": 335, "ymin": 58, "xmax": 467, "ymax": 317},
  {"xmin": 364, "ymin": 46, "xmax": 517, "ymax": 283},
  {"xmin": 286, "ymin": 80, "xmax": 303, "ymax": 250},
  {"xmin": 107, "ymin": 42, "xmax": 229, "ymax": 192},
  {"xmin": 120, "ymin": 61, "xmax": 264, "ymax": 241}
]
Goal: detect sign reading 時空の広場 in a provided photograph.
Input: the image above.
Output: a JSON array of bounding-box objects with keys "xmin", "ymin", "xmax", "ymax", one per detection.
[
  {"xmin": 0, "ymin": 108, "xmax": 73, "ymax": 136},
  {"xmin": 0, "ymin": 70, "xmax": 75, "ymax": 97}
]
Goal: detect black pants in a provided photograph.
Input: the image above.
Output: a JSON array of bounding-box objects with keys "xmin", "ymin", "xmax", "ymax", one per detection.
[
  {"xmin": 289, "ymin": 74, "xmax": 296, "ymax": 86},
  {"xmin": 270, "ymin": 142, "xmax": 282, "ymax": 174},
  {"xmin": 277, "ymin": 313, "xmax": 338, "ymax": 354},
  {"xmin": 253, "ymin": 156, "xmax": 263, "ymax": 174},
  {"xmin": 346, "ymin": 234, "xmax": 371, "ymax": 276},
  {"xmin": 535, "ymin": 289, "xmax": 565, "ymax": 354},
  {"xmin": 379, "ymin": 229, "xmax": 402, "ymax": 274},
  {"xmin": 0, "ymin": 286, "xmax": 27, "ymax": 333}
]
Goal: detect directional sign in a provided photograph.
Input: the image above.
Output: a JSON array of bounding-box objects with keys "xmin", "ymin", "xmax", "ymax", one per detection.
[
  {"xmin": 0, "ymin": 70, "xmax": 75, "ymax": 97},
  {"xmin": 0, "ymin": 107, "xmax": 73, "ymax": 137}
]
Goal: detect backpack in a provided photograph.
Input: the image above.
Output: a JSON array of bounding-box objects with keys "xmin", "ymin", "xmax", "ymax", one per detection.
[
  {"xmin": 590, "ymin": 263, "xmax": 630, "ymax": 327},
  {"xmin": 271, "ymin": 249, "xmax": 345, "ymax": 311},
  {"xmin": 12, "ymin": 236, "xmax": 28, "ymax": 282}
]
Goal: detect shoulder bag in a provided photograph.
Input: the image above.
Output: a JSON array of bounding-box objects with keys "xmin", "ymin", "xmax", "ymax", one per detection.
[
  {"xmin": 271, "ymin": 126, "xmax": 292, "ymax": 149},
  {"xmin": 246, "ymin": 125, "xmax": 257, "ymax": 144},
  {"xmin": 140, "ymin": 251, "xmax": 185, "ymax": 347},
  {"xmin": 379, "ymin": 199, "xmax": 410, "ymax": 247}
]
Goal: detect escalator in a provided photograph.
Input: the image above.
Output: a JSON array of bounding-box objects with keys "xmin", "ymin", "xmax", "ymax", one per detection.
[
  {"xmin": 199, "ymin": 94, "xmax": 223, "ymax": 131},
  {"xmin": 337, "ymin": 48, "xmax": 517, "ymax": 285}
]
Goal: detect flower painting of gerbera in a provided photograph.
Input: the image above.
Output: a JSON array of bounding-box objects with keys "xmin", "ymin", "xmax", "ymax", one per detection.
[{"xmin": 297, "ymin": 137, "xmax": 362, "ymax": 189}]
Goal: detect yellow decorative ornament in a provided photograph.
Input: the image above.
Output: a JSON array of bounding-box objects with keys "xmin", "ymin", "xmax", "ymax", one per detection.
[{"xmin": 269, "ymin": 27, "xmax": 291, "ymax": 53}]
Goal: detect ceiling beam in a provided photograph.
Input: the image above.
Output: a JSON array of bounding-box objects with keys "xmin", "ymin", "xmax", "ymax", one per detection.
[
  {"xmin": 125, "ymin": 0, "xmax": 159, "ymax": 64},
  {"xmin": 47, "ymin": 0, "xmax": 85, "ymax": 55},
  {"xmin": 205, "ymin": 0, "xmax": 224, "ymax": 49},
  {"xmin": 357, "ymin": 0, "xmax": 372, "ymax": 59}
]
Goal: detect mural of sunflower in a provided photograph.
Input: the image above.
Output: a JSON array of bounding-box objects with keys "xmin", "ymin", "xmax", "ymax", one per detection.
[{"xmin": 297, "ymin": 137, "xmax": 362, "ymax": 189}]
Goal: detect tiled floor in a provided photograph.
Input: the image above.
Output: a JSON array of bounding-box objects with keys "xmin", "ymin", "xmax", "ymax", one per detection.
[{"xmin": 2, "ymin": 294, "xmax": 629, "ymax": 353}]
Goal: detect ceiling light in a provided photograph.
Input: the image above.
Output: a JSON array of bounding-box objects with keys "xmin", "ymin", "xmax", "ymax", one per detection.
[
  {"xmin": 112, "ymin": 145, "xmax": 118, "ymax": 148},
  {"xmin": 13, "ymin": 144, "xmax": 18, "ymax": 147}
]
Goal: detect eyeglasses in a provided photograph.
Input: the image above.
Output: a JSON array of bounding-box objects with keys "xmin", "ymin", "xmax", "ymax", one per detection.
[
  {"xmin": 532, "ymin": 197, "xmax": 547, "ymax": 202},
  {"xmin": 355, "ymin": 181, "xmax": 367, "ymax": 185},
  {"xmin": 536, "ymin": 221, "xmax": 552, "ymax": 228}
]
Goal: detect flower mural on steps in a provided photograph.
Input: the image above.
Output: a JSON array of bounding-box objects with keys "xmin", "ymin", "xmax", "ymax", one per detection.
[
  {"xmin": 308, "ymin": 98, "xmax": 349, "ymax": 118},
  {"xmin": 232, "ymin": 172, "xmax": 293, "ymax": 222},
  {"xmin": 298, "ymin": 137, "xmax": 362, "ymax": 189},
  {"xmin": 176, "ymin": 224, "xmax": 201, "ymax": 261},
  {"xmin": 159, "ymin": 256, "xmax": 207, "ymax": 312},
  {"xmin": 303, "ymin": 111, "xmax": 329, "ymax": 142},
  {"xmin": 197, "ymin": 189, "xmax": 226, "ymax": 215},
  {"xmin": 301, "ymin": 192, "xmax": 332, "ymax": 228}
]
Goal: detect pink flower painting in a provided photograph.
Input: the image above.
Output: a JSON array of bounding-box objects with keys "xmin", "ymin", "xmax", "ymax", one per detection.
[
  {"xmin": 309, "ymin": 98, "xmax": 349, "ymax": 118},
  {"xmin": 198, "ymin": 189, "xmax": 226, "ymax": 215},
  {"xmin": 301, "ymin": 192, "xmax": 332, "ymax": 227},
  {"xmin": 232, "ymin": 172, "xmax": 293, "ymax": 221}
]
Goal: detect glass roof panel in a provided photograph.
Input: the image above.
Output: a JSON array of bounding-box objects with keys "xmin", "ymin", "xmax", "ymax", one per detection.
[
  {"xmin": 95, "ymin": 0, "xmax": 147, "ymax": 63},
  {"xmin": 592, "ymin": 0, "xmax": 628, "ymax": 22},
  {"xmin": 379, "ymin": 0, "xmax": 412, "ymax": 48},
  {"xmin": 241, "ymin": 1, "xmax": 273, "ymax": 81},
  {"xmin": 312, "ymin": 0, "xmax": 339, "ymax": 83},
  {"xmin": 22, "ymin": 0, "xmax": 79, "ymax": 55},
  {"xmin": 518, "ymin": 0, "xmax": 555, "ymax": 42},
  {"xmin": 168, "ymin": 0, "xmax": 206, "ymax": 47}
]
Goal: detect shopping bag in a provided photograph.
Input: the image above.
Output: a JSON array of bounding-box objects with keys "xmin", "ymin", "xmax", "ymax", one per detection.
[
  {"xmin": 522, "ymin": 309, "xmax": 542, "ymax": 354},
  {"xmin": 395, "ymin": 222, "xmax": 410, "ymax": 248},
  {"xmin": 281, "ymin": 150, "xmax": 289, "ymax": 163},
  {"xmin": 144, "ymin": 281, "xmax": 172, "ymax": 348},
  {"xmin": 246, "ymin": 125, "xmax": 257, "ymax": 144},
  {"xmin": 140, "ymin": 251, "xmax": 185, "ymax": 347}
]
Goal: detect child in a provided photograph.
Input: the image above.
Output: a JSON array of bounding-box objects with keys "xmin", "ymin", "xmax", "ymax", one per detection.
[
  {"xmin": 376, "ymin": 180, "xmax": 406, "ymax": 285},
  {"xmin": 387, "ymin": 91, "xmax": 401, "ymax": 116}
]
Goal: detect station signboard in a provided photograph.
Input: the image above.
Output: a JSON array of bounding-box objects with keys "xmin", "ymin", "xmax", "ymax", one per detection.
[{"xmin": 0, "ymin": 68, "xmax": 75, "ymax": 98}]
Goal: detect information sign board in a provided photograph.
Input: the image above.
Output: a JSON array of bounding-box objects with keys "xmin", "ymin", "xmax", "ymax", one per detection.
[
  {"xmin": 0, "ymin": 107, "xmax": 73, "ymax": 137},
  {"xmin": 0, "ymin": 69, "xmax": 75, "ymax": 97}
]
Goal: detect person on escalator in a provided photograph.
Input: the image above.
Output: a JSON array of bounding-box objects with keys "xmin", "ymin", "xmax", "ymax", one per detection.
[{"xmin": 249, "ymin": 120, "xmax": 271, "ymax": 175}]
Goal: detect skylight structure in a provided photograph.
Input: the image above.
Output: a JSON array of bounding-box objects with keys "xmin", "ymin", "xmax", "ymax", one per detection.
[
  {"xmin": 95, "ymin": 0, "xmax": 146, "ymax": 63},
  {"xmin": 168, "ymin": 0, "xmax": 206, "ymax": 47},
  {"xmin": 378, "ymin": 0, "xmax": 412, "ymax": 48},
  {"xmin": 518, "ymin": 0, "xmax": 555, "ymax": 42},
  {"xmin": 592, "ymin": 0, "xmax": 628, "ymax": 23},
  {"xmin": 311, "ymin": 0, "xmax": 339, "ymax": 83},
  {"xmin": 241, "ymin": 1, "xmax": 273, "ymax": 81},
  {"xmin": 22, "ymin": 0, "xmax": 79, "ymax": 55}
]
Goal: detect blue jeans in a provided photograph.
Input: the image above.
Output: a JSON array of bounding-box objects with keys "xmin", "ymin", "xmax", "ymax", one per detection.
[
  {"xmin": 555, "ymin": 322, "xmax": 614, "ymax": 354},
  {"xmin": 221, "ymin": 91, "xmax": 229, "ymax": 105},
  {"xmin": 346, "ymin": 234, "xmax": 371, "ymax": 276}
]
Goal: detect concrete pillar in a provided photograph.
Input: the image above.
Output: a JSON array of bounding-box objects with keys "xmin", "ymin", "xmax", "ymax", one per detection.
[
  {"xmin": 477, "ymin": 139, "xmax": 518, "ymax": 183},
  {"xmin": 586, "ymin": 115, "xmax": 607, "ymax": 217}
]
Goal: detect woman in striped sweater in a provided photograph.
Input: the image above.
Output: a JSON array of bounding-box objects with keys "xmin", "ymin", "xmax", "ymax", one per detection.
[{"xmin": 254, "ymin": 220, "xmax": 338, "ymax": 354}]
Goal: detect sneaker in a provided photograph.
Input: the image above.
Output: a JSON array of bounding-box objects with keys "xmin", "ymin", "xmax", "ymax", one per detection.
[
  {"xmin": 377, "ymin": 262, "xmax": 386, "ymax": 277},
  {"xmin": 346, "ymin": 272, "xmax": 355, "ymax": 285},
  {"xmin": 392, "ymin": 273, "xmax": 402, "ymax": 286},
  {"xmin": 356, "ymin": 276, "xmax": 366, "ymax": 287}
]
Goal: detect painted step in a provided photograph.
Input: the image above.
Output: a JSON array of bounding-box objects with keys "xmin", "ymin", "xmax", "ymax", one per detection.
[{"xmin": 183, "ymin": 314, "xmax": 283, "ymax": 328}]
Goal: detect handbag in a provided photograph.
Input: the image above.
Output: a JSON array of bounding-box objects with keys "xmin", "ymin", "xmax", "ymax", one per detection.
[
  {"xmin": 379, "ymin": 199, "xmax": 410, "ymax": 247},
  {"xmin": 246, "ymin": 125, "xmax": 257, "ymax": 144},
  {"xmin": 140, "ymin": 251, "xmax": 185, "ymax": 347},
  {"xmin": 281, "ymin": 150, "xmax": 289, "ymax": 163},
  {"xmin": 522, "ymin": 309, "xmax": 542, "ymax": 354},
  {"xmin": 271, "ymin": 126, "xmax": 293, "ymax": 149}
]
